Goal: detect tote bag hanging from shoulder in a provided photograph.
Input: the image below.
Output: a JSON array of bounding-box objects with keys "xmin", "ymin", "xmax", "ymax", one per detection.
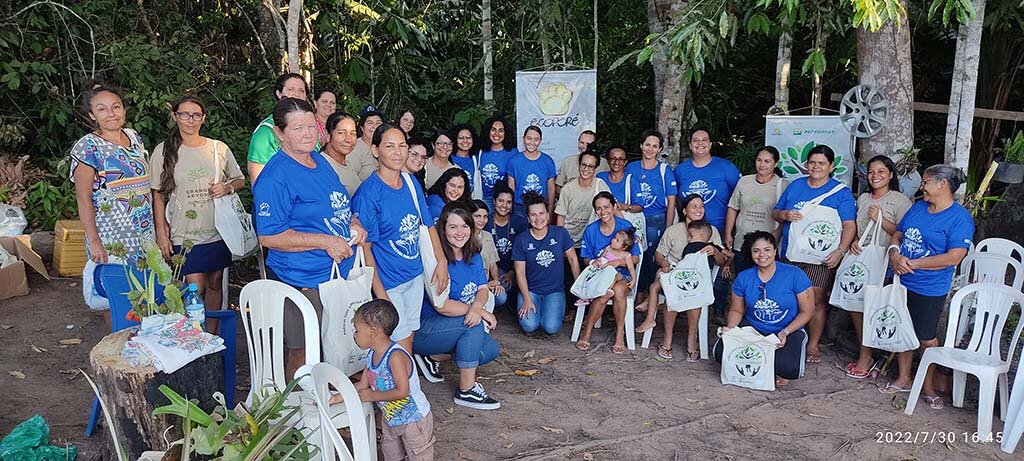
[
  {"xmin": 472, "ymin": 155, "xmax": 484, "ymax": 200},
  {"xmin": 660, "ymin": 252, "xmax": 716, "ymax": 312},
  {"xmin": 212, "ymin": 141, "xmax": 258, "ymax": 259},
  {"xmin": 720, "ymin": 326, "xmax": 781, "ymax": 391},
  {"xmin": 405, "ymin": 173, "xmax": 450, "ymax": 307},
  {"xmin": 319, "ymin": 248, "xmax": 374, "ymax": 376},
  {"xmin": 622, "ymin": 175, "xmax": 648, "ymax": 252},
  {"xmin": 829, "ymin": 220, "xmax": 888, "ymax": 312},
  {"xmin": 785, "ymin": 184, "xmax": 846, "ymax": 264},
  {"xmin": 862, "ymin": 269, "xmax": 919, "ymax": 353}
]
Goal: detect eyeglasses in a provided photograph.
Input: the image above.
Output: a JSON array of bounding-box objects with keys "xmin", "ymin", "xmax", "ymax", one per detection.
[
  {"xmin": 579, "ymin": 163, "xmax": 598, "ymax": 171},
  {"xmin": 409, "ymin": 151, "xmax": 427, "ymax": 160},
  {"xmin": 175, "ymin": 112, "xmax": 205, "ymax": 122},
  {"xmin": 435, "ymin": 141, "xmax": 453, "ymax": 147},
  {"xmin": 608, "ymin": 157, "xmax": 626, "ymax": 163}
]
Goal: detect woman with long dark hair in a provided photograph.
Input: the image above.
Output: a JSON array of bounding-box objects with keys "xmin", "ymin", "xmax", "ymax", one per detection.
[
  {"xmin": 426, "ymin": 167, "xmax": 471, "ymax": 218},
  {"xmin": 478, "ymin": 116, "xmax": 517, "ymax": 212},
  {"xmin": 724, "ymin": 146, "xmax": 787, "ymax": 275},
  {"xmin": 151, "ymin": 95, "xmax": 246, "ymax": 325}
]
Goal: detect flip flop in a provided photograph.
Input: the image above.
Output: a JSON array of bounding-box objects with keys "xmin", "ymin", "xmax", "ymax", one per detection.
[
  {"xmin": 656, "ymin": 345, "xmax": 673, "ymax": 361},
  {"xmin": 878, "ymin": 382, "xmax": 911, "ymax": 394},
  {"xmin": 686, "ymin": 350, "xmax": 700, "ymax": 363},
  {"xmin": 806, "ymin": 353, "xmax": 821, "ymax": 364},
  {"xmin": 923, "ymin": 395, "xmax": 945, "ymax": 410},
  {"xmin": 844, "ymin": 362, "xmax": 872, "ymax": 379},
  {"xmin": 612, "ymin": 344, "xmax": 627, "ymax": 354},
  {"xmin": 575, "ymin": 340, "xmax": 592, "ymax": 352}
]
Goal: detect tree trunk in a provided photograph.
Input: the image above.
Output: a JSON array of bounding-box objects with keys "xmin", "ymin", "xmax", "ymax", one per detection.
[
  {"xmin": 944, "ymin": 0, "xmax": 986, "ymax": 179},
  {"xmin": 300, "ymin": 11, "xmax": 315, "ymax": 86},
  {"xmin": 261, "ymin": 0, "xmax": 287, "ymax": 73},
  {"xmin": 774, "ymin": 32, "xmax": 792, "ymax": 113},
  {"xmin": 855, "ymin": 0, "xmax": 914, "ymax": 161},
  {"xmin": 593, "ymin": 0, "xmax": 599, "ymax": 68},
  {"xmin": 285, "ymin": 0, "xmax": 303, "ymax": 73},
  {"xmin": 482, "ymin": 0, "xmax": 493, "ymax": 102},
  {"xmin": 647, "ymin": 0, "xmax": 688, "ymax": 164}
]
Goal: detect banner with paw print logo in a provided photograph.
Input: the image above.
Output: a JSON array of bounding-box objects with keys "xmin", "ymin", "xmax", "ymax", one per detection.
[{"xmin": 516, "ymin": 70, "xmax": 597, "ymax": 171}]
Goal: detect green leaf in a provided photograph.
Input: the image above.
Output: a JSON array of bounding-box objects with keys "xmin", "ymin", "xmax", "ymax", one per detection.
[
  {"xmin": 783, "ymin": 165, "xmax": 800, "ymax": 175},
  {"xmin": 152, "ymin": 384, "xmax": 213, "ymax": 427},
  {"xmin": 192, "ymin": 421, "xmax": 229, "ymax": 455},
  {"xmin": 718, "ymin": 10, "xmax": 730, "ymax": 38}
]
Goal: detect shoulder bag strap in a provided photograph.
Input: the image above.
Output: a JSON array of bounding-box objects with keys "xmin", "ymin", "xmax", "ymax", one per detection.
[
  {"xmin": 212, "ymin": 140, "xmax": 221, "ymax": 183},
  {"xmin": 804, "ymin": 183, "xmax": 846, "ymax": 212},
  {"xmin": 403, "ymin": 172, "xmax": 424, "ymax": 221},
  {"xmin": 624, "ymin": 174, "xmax": 632, "ymax": 204}
]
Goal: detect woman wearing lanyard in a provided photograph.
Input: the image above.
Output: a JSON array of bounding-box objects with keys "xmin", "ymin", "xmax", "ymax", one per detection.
[
  {"xmin": 353, "ymin": 124, "xmax": 449, "ymax": 352},
  {"xmin": 507, "ymin": 126, "xmax": 557, "ymax": 224},
  {"xmin": 724, "ymin": 146, "xmax": 787, "ymax": 275},
  {"xmin": 253, "ymin": 98, "xmax": 365, "ymax": 380},
  {"xmin": 555, "ymin": 149, "xmax": 610, "ymax": 246},
  {"xmin": 879, "ymin": 165, "xmax": 973, "ymax": 411},
  {"xmin": 595, "ymin": 145, "xmax": 644, "ymax": 213},
  {"xmin": 478, "ymin": 116, "xmax": 517, "ymax": 212}
]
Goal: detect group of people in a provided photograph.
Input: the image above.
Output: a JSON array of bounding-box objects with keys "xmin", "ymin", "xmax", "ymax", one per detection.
[{"xmin": 71, "ymin": 72, "xmax": 977, "ymax": 460}]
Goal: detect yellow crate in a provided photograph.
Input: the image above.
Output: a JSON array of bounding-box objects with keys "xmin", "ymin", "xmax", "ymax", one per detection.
[{"xmin": 54, "ymin": 220, "xmax": 87, "ymax": 276}]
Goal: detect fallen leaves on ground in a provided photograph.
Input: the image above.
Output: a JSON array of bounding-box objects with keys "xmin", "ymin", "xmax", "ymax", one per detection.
[
  {"xmin": 536, "ymin": 356, "xmax": 555, "ymax": 364},
  {"xmin": 583, "ymin": 453, "xmax": 595, "ymax": 461},
  {"xmin": 59, "ymin": 338, "xmax": 82, "ymax": 345},
  {"xmin": 0, "ymin": 324, "xmax": 12, "ymax": 330},
  {"xmin": 515, "ymin": 369, "xmax": 539, "ymax": 377},
  {"xmin": 9, "ymin": 371, "xmax": 25, "ymax": 379},
  {"xmin": 540, "ymin": 426, "xmax": 563, "ymax": 434},
  {"xmin": 523, "ymin": 350, "xmax": 535, "ymax": 359}
]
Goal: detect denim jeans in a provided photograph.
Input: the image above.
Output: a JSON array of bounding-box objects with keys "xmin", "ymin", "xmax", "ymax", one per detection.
[
  {"xmin": 517, "ymin": 291, "xmax": 566, "ymax": 334},
  {"xmin": 413, "ymin": 314, "xmax": 499, "ymax": 369},
  {"xmin": 639, "ymin": 212, "xmax": 667, "ymax": 292}
]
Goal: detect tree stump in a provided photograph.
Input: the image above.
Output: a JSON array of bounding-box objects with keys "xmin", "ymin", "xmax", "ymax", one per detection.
[{"xmin": 89, "ymin": 329, "xmax": 223, "ymax": 460}]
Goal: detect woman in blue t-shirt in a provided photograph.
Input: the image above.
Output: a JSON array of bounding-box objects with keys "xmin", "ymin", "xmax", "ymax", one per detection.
[
  {"xmin": 625, "ymin": 129, "xmax": 678, "ymax": 306},
  {"xmin": 507, "ymin": 125, "xmax": 557, "ymax": 223},
  {"xmin": 714, "ymin": 231, "xmax": 814, "ymax": 386},
  {"xmin": 425, "ymin": 167, "xmax": 470, "ymax": 218},
  {"xmin": 878, "ymin": 165, "xmax": 974, "ymax": 409},
  {"xmin": 253, "ymin": 98, "xmax": 366, "ymax": 380},
  {"xmin": 575, "ymin": 192, "xmax": 642, "ymax": 354},
  {"xmin": 353, "ymin": 124, "xmax": 449, "ymax": 353},
  {"xmin": 771, "ymin": 145, "xmax": 856, "ymax": 364},
  {"xmin": 412, "ymin": 204, "xmax": 501, "ymax": 410},
  {"xmin": 450, "ymin": 124, "xmax": 480, "ymax": 193},
  {"xmin": 478, "ymin": 116, "xmax": 517, "ymax": 212},
  {"xmin": 595, "ymin": 145, "xmax": 644, "ymax": 213},
  {"xmin": 513, "ymin": 192, "xmax": 581, "ymax": 335},
  {"xmin": 673, "ymin": 128, "xmax": 740, "ymax": 233},
  {"xmin": 484, "ymin": 182, "xmax": 521, "ymax": 303}
]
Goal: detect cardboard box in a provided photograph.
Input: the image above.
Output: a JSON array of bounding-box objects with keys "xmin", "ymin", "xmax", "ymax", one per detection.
[
  {"xmin": 53, "ymin": 220, "xmax": 87, "ymax": 276},
  {"xmin": 0, "ymin": 235, "xmax": 50, "ymax": 301}
]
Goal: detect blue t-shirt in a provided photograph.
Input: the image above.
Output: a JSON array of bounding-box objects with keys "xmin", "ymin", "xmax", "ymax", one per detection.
[
  {"xmin": 353, "ymin": 172, "xmax": 435, "ymax": 289},
  {"xmin": 773, "ymin": 177, "xmax": 857, "ymax": 256},
  {"xmin": 254, "ymin": 151, "xmax": 355, "ymax": 288},
  {"xmin": 624, "ymin": 161, "xmax": 677, "ymax": 216},
  {"xmin": 673, "ymin": 157, "xmax": 740, "ymax": 232},
  {"xmin": 512, "ymin": 225, "xmax": 574, "ymax": 295},
  {"xmin": 579, "ymin": 217, "xmax": 642, "ymax": 261},
  {"xmin": 485, "ymin": 218, "xmax": 521, "ymax": 272},
  {"xmin": 426, "ymin": 194, "xmax": 446, "ymax": 220},
  {"xmin": 897, "ymin": 200, "xmax": 974, "ymax": 296},
  {"xmin": 421, "ymin": 254, "xmax": 488, "ymax": 320},
  {"xmin": 733, "ymin": 262, "xmax": 812, "ymax": 334},
  {"xmin": 506, "ymin": 151, "xmax": 557, "ymax": 204},
  {"xmin": 451, "ymin": 155, "xmax": 477, "ymax": 193},
  {"xmin": 479, "ymin": 149, "xmax": 515, "ymax": 200},
  {"xmin": 596, "ymin": 172, "xmax": 644, "ymax": 207}
]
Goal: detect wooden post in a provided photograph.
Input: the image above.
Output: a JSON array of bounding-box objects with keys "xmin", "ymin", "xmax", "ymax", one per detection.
[{"xmin": 90, "ymin": 330, "xmax": 223, "ymax": 460}]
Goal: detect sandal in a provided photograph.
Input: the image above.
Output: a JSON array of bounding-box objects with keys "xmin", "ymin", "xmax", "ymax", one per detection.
[
  {"xmin": 844, "ymin": 362, "xmax": 872, "ymax": 379},
  {"xmin": 575, "ymin": 340, "xmax": 592, "ymax": 352},
  {"xmin": 878, "ymin": 382, "xmax": 911, "ymax": 394},
  {"xmin": 686, "ymin": 349, "xmax": 700, "ymax": 363},
  {"xmin": 656, "ymin": 345, "xmax": 673, "ymax": 361},
  {"xmin": 611, "ymin": 344, "xmax": 627, "ymax": 355},
  {"xmin": 806, "ymin": 353, "xmax": 821, "ymax": 364},
  {"xmin": 922, "ymin": 395, "xmax": 945, "ymax": 410}
]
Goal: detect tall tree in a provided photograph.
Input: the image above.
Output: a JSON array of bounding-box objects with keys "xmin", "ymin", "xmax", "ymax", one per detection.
[
  {"xmin": 855, "ymin": 0, "xmax": 914, "ymax": 161},
  {"xmin": 483, "ymin": 0, "xmax": 494, "ymax": 102},
  {"xmin": 773, "ymin": 32, "xmax": 792, "ymax": 112},
  {"xmin": 647, "ymin": 0, "xmax": 689, "ymax": 163},
  {"xmin": 944, "ymin": 0, "xmax": 986, "ymax": 175}
]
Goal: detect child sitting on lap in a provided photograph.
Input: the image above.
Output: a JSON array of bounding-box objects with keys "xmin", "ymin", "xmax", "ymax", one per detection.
[{"xmin": 577, "ymin": 229, "xmax": 637, "ymax": 306}]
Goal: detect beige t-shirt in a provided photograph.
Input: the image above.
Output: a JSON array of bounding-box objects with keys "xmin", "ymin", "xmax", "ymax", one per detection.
[
  {"xmin": 150, "ymin": 139, "xmax": 245, "ymax": 245},
  {"xmin": 726, "ymin": 174, "xmax": 787, "ymax": 250},
  {"xmin": 349, "ymin": 139, "xmax": 378, "ymax": 181},
  {"xmin": 479, "ymin": 230, "xmax": 499, "ymax": 272},
  {"xmin": 856, "ymin": 190, "xmax": 912, "ymax": 246},
  {"xmin": 424, "ymin": 158, "xmax": 457, "ymax": 190},
  {"xmin": 656, "ymin": 221, "xmax": 722, "ymax": 267},
  {"xmin": 322, "ymin": 154, "xmax": 363, "ymax": 196},
  {"xmin": 555, "ymin": 178, "xmax": 610, "ymax": 245},
  {"xmin": 555, "ymin": 155, "xmax": 609, "ymax": 187}
]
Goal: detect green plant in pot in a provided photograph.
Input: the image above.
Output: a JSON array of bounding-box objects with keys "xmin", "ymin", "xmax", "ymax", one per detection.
[
  {"xmin": 995, "ymin": 131, "xmax": 1024, "ymax": 184},
  {"xmin": 107, "ymin": 239, "xmax": 190, "ymax": 326}
]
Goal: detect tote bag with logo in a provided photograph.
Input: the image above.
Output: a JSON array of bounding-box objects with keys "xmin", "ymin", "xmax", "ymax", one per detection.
[
  {"xmin": 830, "ymin": 220, "xmax": 888, "ymax": 312},
  {"xmin": 405, "ymin": 173, "xmax": 449, "ymax": 307},
  {"xmin": 720, "ymin": 326, "xmax": 781, "ymax": 391},
  {"xmin": 622, "ymin": 174, "xmax": 648, "ymax": 252},
  {"xmin": 862, "ymin": 269, "xmax": 919, "ymax": 353},
  {"xmin": 570, "ymin": 264, "xmax": 618, "ymax": 299},
  {"xmin": 785, "ymin": 184, "xmax": 846, "ymax": 264},
  {"xmin": 320, "ymin": 248, "xmax": 373, "ymax": 376},
  {"xmin": 660, "ymin": 252, "xmax": 715, "ymax": 312},
  {"xmin": 472, "ymin": 155, "xmax": 484, "ymax": 200},
  {"xmin": 212, "ymin": 141, "xmax": 258, "ymax": 259}
]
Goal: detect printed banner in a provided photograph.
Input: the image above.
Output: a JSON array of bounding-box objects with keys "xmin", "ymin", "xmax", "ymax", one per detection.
[
  {"xmin": 515, "ymin": 70, "xmax": 597, "ymax": 171},
  {"xmin": 765, "ymin": 116, "xmax": 853, "ymax": 186}
]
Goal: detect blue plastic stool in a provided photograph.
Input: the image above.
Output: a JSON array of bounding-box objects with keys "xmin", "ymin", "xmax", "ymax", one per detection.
[{"xmin": 84, "ymin": 264, "xmax": 238, "ymax": 436}]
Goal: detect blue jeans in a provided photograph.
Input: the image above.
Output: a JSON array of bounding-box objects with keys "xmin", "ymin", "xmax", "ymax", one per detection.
[
  {"xmin": 413, "ymin": 314, "xmax": 499, "ymax": 369},
  {"xmin": 639, "ymin": 211, "xmax": 667, "ymax": 292},
  {"xmin": 517, "ymin": 291, "xmax": 566, "ymax": 334}
]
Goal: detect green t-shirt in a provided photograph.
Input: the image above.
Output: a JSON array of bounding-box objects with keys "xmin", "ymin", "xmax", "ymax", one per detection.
[{"xmin": 246, "ymin": 115, "xmax": 279, "ymax": 165}]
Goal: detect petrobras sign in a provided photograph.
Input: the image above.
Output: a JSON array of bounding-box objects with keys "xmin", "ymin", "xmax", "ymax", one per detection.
[
  {"xmin": 765, "ymin": 115, "xmax": 853, "ymax": 187},
  {"xmin": 515, "ymin": 69, "xmax": 597, "ymax": 171}
]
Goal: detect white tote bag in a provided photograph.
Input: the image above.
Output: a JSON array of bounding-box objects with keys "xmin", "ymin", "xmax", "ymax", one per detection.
[
  {"xmin": 829, "ymin": 220, "xmax": 888, "ymax": 312},
  {"xmin": 862, "ymin": 270, "xmax": 920, "ymax": 353},
  {"xmin": 622, "ymin": 175, "xmax": 648, "ymax": 252},
  {"xmin": 660, "ymin": 253, "xmax": 715, "ymax": 312},
  {"xmin": 720, "ymin": 326, "xmax": 781, "ymax": 391},
  {"xmin": 405, "ymin": 173, "xmax": 449, "ymax": 307},
  {"xmin": 212, "ymin": 141, "xmax": 258, "ymax": 259},
  {"xmin": 570, "ymin": 264, "xmax": 618, "ymax": 299},
  {"xmin": 320, "ymin": 248, "xmax": 373, "ymax": 376},
  {"xmin": 471, "ymin": 155, "xmax": 483, "ymax": 200},
  {"xmin": 785, "ymin": 184, "xmax": 846, "ymax": 264}
]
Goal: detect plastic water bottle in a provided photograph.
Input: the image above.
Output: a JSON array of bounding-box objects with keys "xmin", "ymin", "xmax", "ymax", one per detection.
[{"xmin": 184, "ymin": 283, "xmax": 205, "ymax": 330}]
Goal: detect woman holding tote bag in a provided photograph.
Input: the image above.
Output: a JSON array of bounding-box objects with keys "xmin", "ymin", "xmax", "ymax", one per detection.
[
  {"xmin": 878, "ymin": 164, "xmax": 974, "ymax": 411},
  {"xmin": 772, "ymin": 145, "xmax": 856, "ymax": 364},
  {"xmin": 842, "ymin": 155, "xmax": 911, "ymax": 379}
]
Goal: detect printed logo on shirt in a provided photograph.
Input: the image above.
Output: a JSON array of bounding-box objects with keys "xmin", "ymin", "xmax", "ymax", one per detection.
[
  {"xmin": 901, "ymin": 228, "xmax": 930, "ymax": 258},
  {"xmin": 323, "ymin": 191, "xmax": 352, "ymax": 237},
  {"xmin": 460, "ymin": 282, "xmax": 479, "ymax": 304},
  {"xmin": 524, "ymin": 173, "xmax": 542, "ymax": 193},
  {"xmin": 481, "ymin": 162, "xmax": 500, "ymax": 187},
  {"xmin": 686, "ymin": 179, "xmax": 717, "ymax": 204},
  {"xmin": 527, "ymin": 243, "xmax": 535, "ymax": 250},
  {"xmin": 639, "ymin": 182, "xmax": 656, "ymax": 208},
  {"xmin": 536, "ymin": 249, "xmax": 555, "ymax": 268},
  {"xmin": 389, "ymin": 214, "xmax": 421, "ymax": 260},
  {"xmin": 549, "ymin": 238, "xmax": 558, "ymax": 246},
  {"xmin": 258, "ymin": 202, "xmax": 271, "ymax": 217},
  {"xmin": 793, "ymin": 200, "xmax": 808, "ymax": 211},
  {"xmin": 752, "ymin": 297, "xmax": 786, "ymax": 324},
  {"xmin": 497, "ymin": 237, "xmax": 512, "ymax": 256}
]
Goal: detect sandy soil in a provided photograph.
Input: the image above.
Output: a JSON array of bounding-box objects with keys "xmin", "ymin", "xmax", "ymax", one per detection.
[{"xmin": 0, "ymin": 233, "xmax": 1017, "ymax": 460}]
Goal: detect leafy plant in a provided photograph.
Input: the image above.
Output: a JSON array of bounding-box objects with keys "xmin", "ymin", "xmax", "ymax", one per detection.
[
  {"xmin": 1002, "ymin": 131, "xmax": 1024, "ymax": 164},
  {"xmin": 727, "ymin": 143, "xmax": 762, "ymax": 175},
  {"xmin": 107, "ymin": 240, "xmax": 188, "ymax": 322},
  {"xmin": 24, "ymin": 180, "xmax": 77, "ymax": 230}
]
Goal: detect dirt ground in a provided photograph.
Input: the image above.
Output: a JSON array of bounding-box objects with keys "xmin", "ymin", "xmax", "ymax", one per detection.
[{"xmin": 0, "ymin": 232, "xmax": 1018, "ymax": 460}]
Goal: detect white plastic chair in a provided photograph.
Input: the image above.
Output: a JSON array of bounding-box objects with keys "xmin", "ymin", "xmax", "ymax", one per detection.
[
  {"xmin": 307, "ymin": 363, "xmax": 376, "ymax": 461},
  {"xmin": 640, "ymin": 266, "xmax": 721, "ymax": 360},
  {"xmin": 1003, "ymin": 357, "xmax": 1024, "ymax": 453},
  {"xmin": 977, "ymin": 237, "xmax": 1024, "ymax": 262},
  {"xmin": 571, "ymin": 252, "xmax": 643, "ymax": 350},
  {"xmin": 954, "ymin": 253, "xmax": 1023, "ymax": 346},
  {"xmin": 905, "ymin": 283, "xmax": 1024, "ymax": 440}
]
